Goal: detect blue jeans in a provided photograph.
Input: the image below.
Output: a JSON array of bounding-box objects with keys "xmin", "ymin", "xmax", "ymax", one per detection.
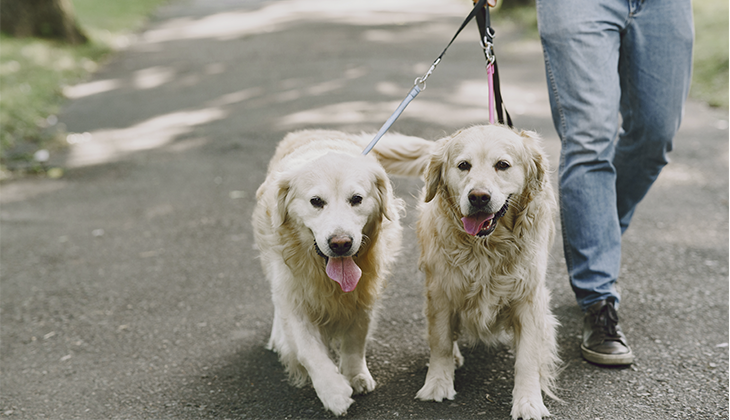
[{"xmin": 536, "ymin": 0, "xmax": 694, "ymax": 311}]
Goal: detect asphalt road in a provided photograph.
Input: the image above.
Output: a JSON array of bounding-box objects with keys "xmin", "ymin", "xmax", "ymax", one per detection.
[{"xmin": 1, "ymin": 0, "xmax": 728, "ymax": 419}]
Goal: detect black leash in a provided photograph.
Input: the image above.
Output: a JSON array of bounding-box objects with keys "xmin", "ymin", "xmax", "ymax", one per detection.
[
  {"xmin": 362, "ymin": 0, "xmax": 511, "ymax": 155},
  {"xmin": 476, "ymin": 2, "xmax": 512, "ymax": 127}
]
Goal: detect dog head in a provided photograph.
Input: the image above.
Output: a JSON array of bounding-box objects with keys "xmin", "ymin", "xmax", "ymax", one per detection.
[
  {"xmin": 424, "ymin": 125, "xmax": 548, "ymax": 237},
  {"xmin": 273, "ymin": 151, "xmax": 396, "ymax": 291}
]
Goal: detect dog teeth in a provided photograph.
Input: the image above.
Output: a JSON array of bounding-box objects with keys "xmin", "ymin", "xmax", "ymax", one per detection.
[{"xmin": 481, "ymin": 219, "xmax": 493, "ymax": 232}]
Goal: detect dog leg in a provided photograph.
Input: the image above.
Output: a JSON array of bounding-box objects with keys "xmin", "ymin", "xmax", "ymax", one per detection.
[
  {"xmin": 285, "ymin": 311, "xmax": 355, "ymax": 416},
  {"xmin": 340, "ymin": 311, "xmax": 376, "ymax": 394},
  {"xmin": 267, "ymin": 308, "xmax": 308, "ymax": 387},
  {"xmin": 451, "ymin": 313, "xmax": 464, "ymax": 369},
  {"xmin": 416, "ymin": 298, "xmax": 458, "ymax": 402},
  {"xmin": 509, "ymin": 299, "xmax": 556, "ymax": 420},
  {"xmin": 452, "ymin": 341, "xmax": 464, "ymax": 369},
  {"xmin": 267, "ymin": 308, "xmax": 282, "ymax": 351}
]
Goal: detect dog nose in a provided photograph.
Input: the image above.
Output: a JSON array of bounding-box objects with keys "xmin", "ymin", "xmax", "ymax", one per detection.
[
  {"xmin": 328, "ymin": 235, "xmax": 353, "ymax": 256},
  {"xmin": 468, "ymin": 189, "xmax": 491, "ymax": 208}
]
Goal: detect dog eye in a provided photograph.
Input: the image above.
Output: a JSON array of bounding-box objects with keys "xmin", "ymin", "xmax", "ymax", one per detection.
[
  {"xmin": 310, "ymin": 197, "xmax": 325, "ymax": 208},
  {"xmin": 457, "ymin": 161, "xmax": 471, "ymax": 171},
  {"xmin": 349, "ymin": 194, "xmax": 363, "ymax": 206},
  {"xmin": 495, "ymin": 161, "xmax": 511, "ymax": 171}
]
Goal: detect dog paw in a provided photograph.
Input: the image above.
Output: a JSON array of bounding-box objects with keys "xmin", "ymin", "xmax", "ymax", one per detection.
[
  {"xmin": 314, "ymin": 375, "xmax": 355, "ymax": 416},
  {"xmin": 322, "ymin": 394, "xmax": 355, "ymax": 417},
  {"xmin": 350, "ymin": 372, "xmax": 376, "ymax": 394},
  {"xmin": 510, "ymin": 395, "xmax": 550, "ymax": 420},
  {"xmin": 319, "ymin": 386, "xmax": 355, "ymax": 416},
  {"xmin": 416, "ymin": 377, "xmax": 456, "ymax": 402}
]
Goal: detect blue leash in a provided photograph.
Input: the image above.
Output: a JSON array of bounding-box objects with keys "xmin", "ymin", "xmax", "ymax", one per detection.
[
  {"xmin": 361, "ymin": 83, "xmax": 422, "ymax": 156},
  {"xmin": 362, "ymin": 0, "xmax": 488, "ymax": 155}
]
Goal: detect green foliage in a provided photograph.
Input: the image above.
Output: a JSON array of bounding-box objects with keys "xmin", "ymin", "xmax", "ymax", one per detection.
[
  {"xmin": 0, "ymin": 0, "xmax": 169, "ymax": 173},
  {"xmin": 691, "ymin": 0, "xmax": 729, "ymax": 108},
  {"xmin": 0, "ymin": 35, "xmax": 109, "ymax": 166},
  {"xmin": 73, "ymin": 0, "xmax": 169, "ymax": 34}
]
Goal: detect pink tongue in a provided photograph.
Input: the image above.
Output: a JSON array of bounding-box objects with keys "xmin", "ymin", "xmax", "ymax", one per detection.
[
  {"xmin": 461, "ymin": 213, "xmax": 495, "ymax": 236},
  {"xmin": 325, "ymin": 257, "xmax": 362, "ymax": 293}
]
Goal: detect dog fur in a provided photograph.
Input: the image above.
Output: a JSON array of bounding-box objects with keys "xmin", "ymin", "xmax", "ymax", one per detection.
[
  {"xmin": 252, "ymin": 130, "xmax": 404, "ymax": 416},
  {"xmin": 372, "ymin": 125, "xmax": 560, "ymax": 420}
]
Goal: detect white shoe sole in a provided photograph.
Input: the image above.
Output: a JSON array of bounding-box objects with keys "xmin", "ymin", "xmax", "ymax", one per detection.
[{"xmin": 581, "ymin": 344, "xmax": 634, "ymax": 365}]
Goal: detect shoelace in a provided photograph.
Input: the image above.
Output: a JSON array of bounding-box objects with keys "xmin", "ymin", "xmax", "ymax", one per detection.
[{"xmin": 595, "ymin": 303, "xmax": 620, "ymax": 338}]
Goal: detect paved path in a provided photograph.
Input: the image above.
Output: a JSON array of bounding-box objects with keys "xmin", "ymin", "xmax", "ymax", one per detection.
[{"xmin": 2, "ymin": 0, "xmax": 728, "ymax": 418}]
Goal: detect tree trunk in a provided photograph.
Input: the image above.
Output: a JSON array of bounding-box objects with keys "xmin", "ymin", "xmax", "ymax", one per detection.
[{"xmin": 0, "ymin": 0, "xmax": 88, "ymax": 44}]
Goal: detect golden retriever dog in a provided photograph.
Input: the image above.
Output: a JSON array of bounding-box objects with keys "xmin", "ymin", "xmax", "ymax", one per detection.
[
  {"xmin": 252, "ymin": 130, "xmax": 404, "ymax": 416},
  {"xmin": 371, "ymin": 125, "xmax": 560, "ymax": 420}
]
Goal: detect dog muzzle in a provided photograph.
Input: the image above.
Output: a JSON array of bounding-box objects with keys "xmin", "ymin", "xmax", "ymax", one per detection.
[
  {"xmin": 314, "ymin": 241, "xmax": 363, "ymax": 292},
  {"xmin": 461, "ymin": 198, "xmax": 510, "ymax": 237}
]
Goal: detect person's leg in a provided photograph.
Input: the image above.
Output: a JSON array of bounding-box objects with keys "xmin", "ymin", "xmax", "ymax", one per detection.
[
  {"xmin": 614, "ymin": 0, "xmax": 694, "ymax": 232},
  {"xmin": 537, "ymin": 0, "xmax": 627, "ymax": 311}
]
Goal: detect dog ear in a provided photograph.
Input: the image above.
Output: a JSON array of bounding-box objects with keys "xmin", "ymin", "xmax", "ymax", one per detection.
[
  {"xmin": 272, "ymin": 175, "xmax": 291, "ymax": 227},
  {"xmin": 519, "ymin": 129, "xmax": 548, "ymax": 200},
  {"xmin": 424, "ymin": 140, "xmax": 446, "ymax": 203},
  {"xmin": 374, "ymin": 165, "xmax": 398, "ymax": 221},
  {"xmin": 513, "ymin": 129, "xmax": 556, "ymax": 239}
]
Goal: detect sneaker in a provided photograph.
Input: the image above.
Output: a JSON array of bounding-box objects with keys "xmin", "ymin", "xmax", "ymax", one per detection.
[{"xmin": 581, "ymin": 300, "xmax": 634, "ymax": 365}]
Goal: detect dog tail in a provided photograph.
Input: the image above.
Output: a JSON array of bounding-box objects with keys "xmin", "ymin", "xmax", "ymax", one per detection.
[{"xmin": 355, "ymin": 133, "xmax": 434, "ymax": 177}]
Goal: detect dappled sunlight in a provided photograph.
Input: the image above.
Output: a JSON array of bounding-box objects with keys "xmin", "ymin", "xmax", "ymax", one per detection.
[
  {"xmin": 268, "ymin": 67, "xmax": 368, "ymax": 105},
  {"xmin": 280, "ymin": 77, "xmax": 553, "ymax": 129},
  {"xmin": 281, "ymin": 101, "xmax": 394, "ymax": 126},
  {"xmin": 407, "ymin": 99, "xmax": 495, "ymax": 125},
  {"xmin": 205, "ymin": 87, "xmax": 264, "ymax": 107},
  {"xmin": 448, "ymin": 79, "xmax": 551, "ymax": 118},
  {"xmin": 0, "ymin": 179, "xmax": 69, "ymax": 204},
  {"xmin": 498, "ymin": 83, "xmax": 550, "ymax": 118},
  {"xmin": 61, "ymin": 0, "xmax": 552, "ymax": 168},
  {"xmin": 66, "ymin": 107, "xmax": 227, "ymax": 167},
  {"xmin": 655, "ymin": 163, "xmax": 707, "ymax": 187},
  {"xmin": 280, "ymin": 98, "xmax": 489, "ymax": 128},
  {"xmin": 134, "ymin": 66, "xmax": 176, "ymax": 90},
  {"xmin": 63, "ymin": 65, "xmax": 177, "ymax": 99},
  {"xmin": 140, "ymin": 0, "xmax": 471, "ymax": 44},
  {"xmin": 63, "ymin": 78, "xmax": 121, "ymax": 99},
  {"xmin": 362, "ymin": 22, "xmax": 471, "ymax": 44},
  {"xmin": 375, "ymin": 81, "xmax": 404, "ymax": 97}
]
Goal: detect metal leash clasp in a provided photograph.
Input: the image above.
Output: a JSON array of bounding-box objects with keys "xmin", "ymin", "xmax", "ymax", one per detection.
[
  {"xmin": 480, "ymin": 28, "xmax": 496, "ymax": 65},
  {"xmin": 415, "ymin": 57, "xmax": 440, "ymax": 90}
]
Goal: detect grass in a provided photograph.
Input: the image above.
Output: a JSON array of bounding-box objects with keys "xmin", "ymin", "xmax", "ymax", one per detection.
[
  {"xmin": 0, "ymin": 36, "xmax": 109, "ymax": 170},
  {"xmin": 0, "ymin": 0, "xmax": 169, "ymax": 176},
  {"xmin": 690, "ymin": 0, "xmax": 729, "ymax": 108},
  {"xmin": 0, "ymin": 0, "xmax": 727, "ymax": 176}
]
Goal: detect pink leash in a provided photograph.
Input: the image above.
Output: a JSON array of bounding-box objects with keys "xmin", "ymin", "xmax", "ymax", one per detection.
[{"xmin": 487, "ymin": 63, "xmax": 495, "ymax": 124}]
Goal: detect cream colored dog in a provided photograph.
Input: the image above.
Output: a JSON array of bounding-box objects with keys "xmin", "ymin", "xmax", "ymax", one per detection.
[
  {"xmin": 252, "ymin": 130, "xmax": 403, "ymax": 416},
  {"xmin": 371, "ymin": 125, "xmax": 560, "ymax": 420}
]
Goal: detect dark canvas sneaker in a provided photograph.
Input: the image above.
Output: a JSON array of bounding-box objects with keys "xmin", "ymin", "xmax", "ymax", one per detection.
[{"xmin": 581, "ymin": 300, "xmax": 634, "ymax": 365}]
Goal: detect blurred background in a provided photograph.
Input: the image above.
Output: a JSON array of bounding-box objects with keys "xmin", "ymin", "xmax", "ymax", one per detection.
[{"xmin": 0, "ymin": 0, "xmax": 727, "ymax": 179}]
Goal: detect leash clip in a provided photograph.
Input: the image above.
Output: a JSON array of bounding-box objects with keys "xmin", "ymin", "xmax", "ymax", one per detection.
[
  {"xmin": 480, "ymin": 28, "xmax": 496, "ymax": 65},
  {"xmin": 415, "ymin": 57, "xmax": 440, "ymax": 90}
]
